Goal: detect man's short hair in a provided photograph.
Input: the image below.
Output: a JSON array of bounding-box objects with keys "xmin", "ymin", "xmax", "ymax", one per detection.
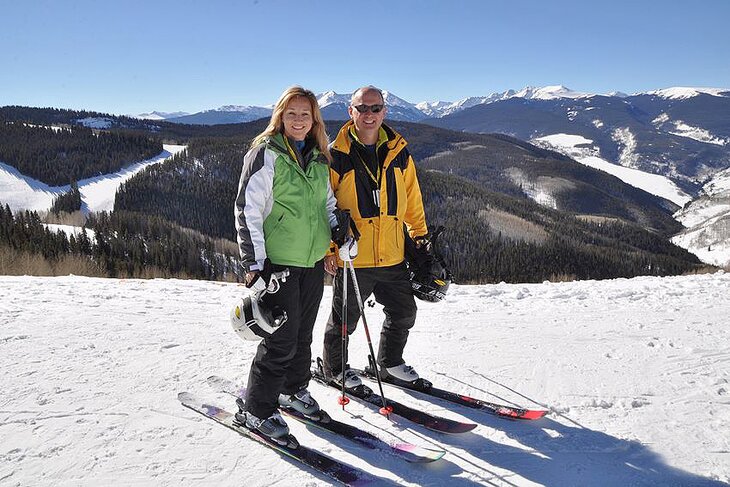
[{"xmin": 351, "ymin": 85, "xmax": 385, "ymax": 105}]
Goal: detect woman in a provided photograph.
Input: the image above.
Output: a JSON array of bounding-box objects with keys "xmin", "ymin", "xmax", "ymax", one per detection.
[{"xmin": 234, "ymin": 86, "xmax": 346, "ymax": 444}]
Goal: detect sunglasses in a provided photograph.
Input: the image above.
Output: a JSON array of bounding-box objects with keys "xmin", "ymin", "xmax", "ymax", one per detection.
[{"xmin": 352, "ymin": 104, "xmax": 384, "ymax": 114}]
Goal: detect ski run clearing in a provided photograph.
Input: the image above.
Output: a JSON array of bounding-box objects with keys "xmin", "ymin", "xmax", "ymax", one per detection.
[
  {"xmin": 0, "ymin": 144, "xmax": 186, "ymax": 214},
  {"xmin": 1, "ymin": 273, "xmax": 728, "ymax": 486}
]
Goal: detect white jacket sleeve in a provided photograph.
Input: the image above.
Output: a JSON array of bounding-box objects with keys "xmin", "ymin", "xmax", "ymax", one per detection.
[{"xmin": 234, "ymin": 144, "xmax": 275, "ymax": 271}]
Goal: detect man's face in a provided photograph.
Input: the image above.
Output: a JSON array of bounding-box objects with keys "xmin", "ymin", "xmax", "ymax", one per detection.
[{"xmin": 348, "ymin": 89, "xmax": 387, "ymax": 141}]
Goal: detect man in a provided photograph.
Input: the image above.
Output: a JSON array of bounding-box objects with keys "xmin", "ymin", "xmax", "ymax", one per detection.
[{"xmin": 322, "ymin": 85, "xmax": 429, "ymax": 388}]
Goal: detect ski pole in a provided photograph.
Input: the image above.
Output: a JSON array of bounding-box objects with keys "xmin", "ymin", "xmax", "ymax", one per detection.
[
  {"xmin": 346, "ymin": 261, "xmax": 392, "ymax": 417},
  {"xmin": 337, "ymin": 259, "xmax": 350, "ymax": 409}
]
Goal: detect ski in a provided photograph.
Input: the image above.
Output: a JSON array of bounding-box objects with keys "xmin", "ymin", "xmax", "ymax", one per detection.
[
  {"xmin": 311, "ymin": 364, "xmax": 477, "ymax": 434},
  {"xmin": 354, "ymin": 367, "xmax": 548, "ymax": 421},
  {"xmin": 178, "ymin": 392, "xmax": 384, "ymax": 486},
  {"xmin": 207, "ymin": 375, "xmax": 445, "ymax": 463}
]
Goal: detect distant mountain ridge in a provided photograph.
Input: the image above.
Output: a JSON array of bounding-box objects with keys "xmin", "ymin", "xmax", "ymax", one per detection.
[
  {"xmin": 139, "ymin": 85, "xmax": 730, "ymax": 190},
  {"xmin": 426, "ymin": 88, "xmax": 730, "ymax": 193},
  {"xmin": 137, "ymin": 111, "xmax": 190, "ymax": 120},
  {"xmin": 138, "ymin": 85, "xmax": 729, "ymax": 124}
]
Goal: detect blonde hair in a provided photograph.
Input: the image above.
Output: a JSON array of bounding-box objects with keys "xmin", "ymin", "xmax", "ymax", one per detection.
[{"xmin": 252, "ymin": 86, "xmax": 331, "ymax": 162}]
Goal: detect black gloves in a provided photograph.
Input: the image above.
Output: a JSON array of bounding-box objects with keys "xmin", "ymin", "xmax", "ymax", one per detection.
[
  {"xmin": 245, "ymin": 258, "xmax": 273, "ymax": 290},
  {"xmin": 404, "ymin": 230, "xmax": 433, "ymax": 273},
  {"xmin": 332, "ymin": 209, "xmax": 360, "ymax": 246}
]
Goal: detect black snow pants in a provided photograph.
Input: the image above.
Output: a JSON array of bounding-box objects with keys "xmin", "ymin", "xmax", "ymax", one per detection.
[
  {"xmin": 322, "ymin": 262, "xmax": 417, "ymax": 378},
  {"xmin": 244, "ymin": 260, "xmax": 324, "ymax": 419}
]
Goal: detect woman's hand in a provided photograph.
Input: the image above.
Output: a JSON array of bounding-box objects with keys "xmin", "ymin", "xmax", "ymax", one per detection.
[
  {"xmin": 245, "ymin": 271, "xmax": 260, "ymax": 287},
  {"xmin": 324, "ymin": 254, "xmax": 338, "ymax": 276}
]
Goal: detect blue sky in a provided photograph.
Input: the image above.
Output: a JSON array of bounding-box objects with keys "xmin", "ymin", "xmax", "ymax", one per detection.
[{"xmin": 2, "ymin": 0, "xmax": 728, "ymax": 115}]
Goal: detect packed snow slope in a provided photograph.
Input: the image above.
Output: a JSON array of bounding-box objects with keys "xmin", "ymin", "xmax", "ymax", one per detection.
[
  {"xmin": 0, "ymin": 144, "xmax": 186, "ymax": 213},
  {"xmin": 1, "ymin": 274, "xmax": 728, "ymax": 486}
]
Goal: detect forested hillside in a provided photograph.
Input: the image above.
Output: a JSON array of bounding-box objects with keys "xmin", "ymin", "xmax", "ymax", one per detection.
[
  {"xmin": 0, "ymin": 107, "xmax": 708, "ymax": 282},
  {"xmin": 0, "ymin": 121, "xmax": 161, "ymax": 185},
  {"xmin": 115, "ymin": 137, "xmax": 251, "ymax": 239},
  {"xmin": 419, "ymin": 171, "xmax": 702, "ymax": 282},
  {"xmin": 0, "ymin": 203, "xmax": 240, "ymax": 280},
  {"xmin": 0, "ymin": 105, "xmax": 265, "ymax": 142},
  {"xmin": 385, "ymin": 124, "xmax": 682, "ymax": 236},
  {"xmin": 114, "ymin": 124, "xmax": 703, "ymax": 283}
]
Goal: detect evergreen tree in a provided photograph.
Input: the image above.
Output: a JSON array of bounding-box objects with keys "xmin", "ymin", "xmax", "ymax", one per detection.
[{"xmin": 50, "ymin": 181, "xmax": 82, "ymax": 214}]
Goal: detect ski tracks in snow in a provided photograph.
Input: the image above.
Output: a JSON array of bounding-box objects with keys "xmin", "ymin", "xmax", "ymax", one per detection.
[{"xmin": 1, "ymin": 273, "xmax": 729, "ymax": 485}]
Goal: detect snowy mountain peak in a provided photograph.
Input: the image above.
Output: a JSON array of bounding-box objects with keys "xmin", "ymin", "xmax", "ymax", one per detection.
[
  {"xmin": 415, "ymin": 100, "xmax": 452, "ymax": 111},
  {"xmin": 415, "ymin": 100, "xmax": 455, "ymax": 117},
  {"xmin": 643, "ymin": 87, "xmax": 730, "ymax": 100},
  {"xmin": 381, "ymin": 90, "xmax": 415, "ymax": 108},
  {"xmin": 316, "ymin": 90, "xmax": 415, "ymax": 109},
  {"xmin": 415, "ymin": 89, "xmax": 528, "ymax": 118},
  {"xmin": 214, "ymin": 105, "xmax": 270, "ymax": 113},
  {"xmin": 135, "ymin": 111, "xmax": 190, "ymax": 120},
  {"xmin": 317, "ymin": 91, "xmax": 350, "ymax": 107},
  {"xmin": 137, "ymin": 84, "xmax": 730, "ymax": 127},
  {"xmin": 516, "ymin": 85, "xmax": 590, "ymax": 100}
]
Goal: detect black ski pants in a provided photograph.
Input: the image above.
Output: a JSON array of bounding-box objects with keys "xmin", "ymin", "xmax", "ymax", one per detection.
[
  {"xmin": 244, "ymin": 260, "xmax": 324, "ymax": 419},
  {"xmin": 322, "ymin": 262, "xmax": 417, "ymax": 378}
]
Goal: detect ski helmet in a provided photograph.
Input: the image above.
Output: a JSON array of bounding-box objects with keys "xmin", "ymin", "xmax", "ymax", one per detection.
[
  {"xmin": 230, "ymin": 293, "xmax": 288, "ymax": 341},
  {"xmin": 410, "ymin": 258, "xmax": 451, "ymax": 302},
  {"xmin": 405, "ymin": 226, "xmax": 451, "ymax": 303}
]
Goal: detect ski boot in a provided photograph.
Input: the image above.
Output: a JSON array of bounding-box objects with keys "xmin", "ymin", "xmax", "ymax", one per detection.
[
  {"xmin": 235, "ymin": 400, "xmax": 298, "ymax": 448},
  {"xmin": 333, "ymin": 368, "xmax": 363, "ymax": 389},
  {"xmin": 376, "ymin": 363, "xmax": 433, "ymax": 391},
  {"xmin": 278, "ymin": 388, "xmax": 330, "ymax": 423}
]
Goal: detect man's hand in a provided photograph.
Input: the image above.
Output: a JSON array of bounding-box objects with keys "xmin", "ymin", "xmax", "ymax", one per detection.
[
  {"xmin": 338, "ymin": 235, "xmax": 358, "ymax": 262},
  {"xmin": 414, "ymin": 234, "xmax": 430, "ymax": 250}
]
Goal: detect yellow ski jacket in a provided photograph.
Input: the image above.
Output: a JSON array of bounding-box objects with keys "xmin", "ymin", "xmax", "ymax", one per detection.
[{"xmin": 329, "ymin": 121, "xmax": 428, "ymax": 268}]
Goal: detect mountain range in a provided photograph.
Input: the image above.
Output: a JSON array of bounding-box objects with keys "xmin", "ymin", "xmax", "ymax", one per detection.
[
  {"xmin": 141, "ymin": 85, "xmax": 730, "ymax": 190},
  {"xmin": 3, "ymin": 85, "xmax": 729, "ymax": 269},
  {"xmin": 140, "ymin": 86, "xmax": 625, "ymax": 124}
]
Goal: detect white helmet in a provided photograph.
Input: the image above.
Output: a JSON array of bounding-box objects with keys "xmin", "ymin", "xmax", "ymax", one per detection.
[{"xmin": 230, "ymin": 293, "xmax": 288, "ymax": 341}]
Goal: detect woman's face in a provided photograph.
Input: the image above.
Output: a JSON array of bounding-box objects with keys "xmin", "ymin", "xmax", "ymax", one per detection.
[{"xmin": 282, "ymin": 96, "xmax": 313, "ymax": 141}]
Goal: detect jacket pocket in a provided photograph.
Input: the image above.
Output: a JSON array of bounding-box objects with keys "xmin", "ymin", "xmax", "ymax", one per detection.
[{"xmin": 267, "ymin": 212, "xmax": 286, "ymax": 238}]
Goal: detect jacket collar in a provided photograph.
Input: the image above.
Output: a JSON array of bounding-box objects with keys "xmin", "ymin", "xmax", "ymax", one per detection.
[
  {"xmin": 332, "ymin": 120, "xmax": 406, "ymax": 155},
  {"xmin": 266, "ymin": 133, "xmax": 321, "ymax": 166}
]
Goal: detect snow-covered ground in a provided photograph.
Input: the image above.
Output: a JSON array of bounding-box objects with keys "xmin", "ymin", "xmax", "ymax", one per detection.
[
  {"xmin": 1, "ymin": 273, "xmax": 728, "ymax": 486},
  {"xmin": 0, "ymin": 144, "xmax": 186, "ymax": 214},
  {"xmin": 532, "ymin": 133, "xmax": 692, "ymax": 207},
  {"xmin": 673, "ymin": 167, "xmax": 730, "ymax": 267},
  {"xmin": 42, "ymin": 224, "xmax": 97, "ymax": 242},
  {"xmin": 529, "ymin": 133, "xmax": 730, "ymax": 267}
]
